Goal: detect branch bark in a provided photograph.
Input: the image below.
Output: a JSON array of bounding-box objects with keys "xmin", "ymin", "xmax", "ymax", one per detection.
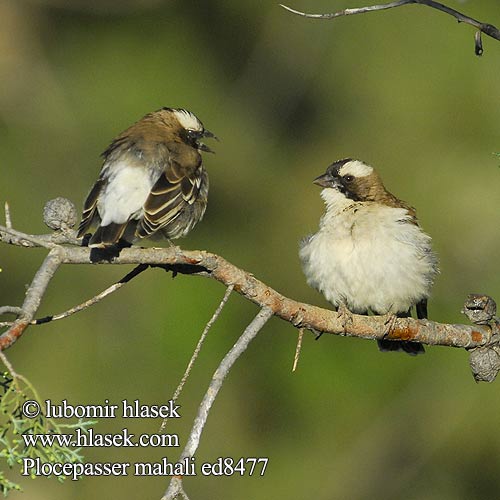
[
  {"xmin": 0, "ymin": 248, "xmax": 62, "ymax": 350},
  {"xmin": 54, "ymin": 245, "xmax": 490, "ymax": 349}
]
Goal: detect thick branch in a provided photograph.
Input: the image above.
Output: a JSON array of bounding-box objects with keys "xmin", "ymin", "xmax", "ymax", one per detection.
[
  {"xmin": 0, "ymin": 226, "xmax": 492, "ymax": 354},
  {"xmin": 0, "ymin": 248, "xmax": 62, "ymax": 350},
  {"xmin": 280, "ymin": 1, "xmax": 500, "ymax": 53},
  {"xmin": 51, "ymin": 245, "xmax": 490, "ymax": 350}
]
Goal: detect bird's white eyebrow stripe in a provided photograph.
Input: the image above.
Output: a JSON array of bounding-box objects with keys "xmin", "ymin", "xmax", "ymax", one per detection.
[
  {"xmin": 338, "ymin": 160, "xmax": 373, "ymax": 178},
  {"xmin": 173, "ymin": 109, "xmax": 203, "ymax": 131}
]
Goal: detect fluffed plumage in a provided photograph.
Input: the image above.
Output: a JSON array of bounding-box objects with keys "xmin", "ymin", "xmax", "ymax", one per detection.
[
  {"xmin": 78, "ymin": 107, "xmax": 215, "ymax": 248},
  {"xmin": 299, "ymin": 158, "xmax": 439, "ymax": 355}
]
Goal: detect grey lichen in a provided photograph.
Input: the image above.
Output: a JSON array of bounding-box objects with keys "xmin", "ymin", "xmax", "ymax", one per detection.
[{"xmin": 43, "ymin": 198, "xmax": 77, "ymax": 231}]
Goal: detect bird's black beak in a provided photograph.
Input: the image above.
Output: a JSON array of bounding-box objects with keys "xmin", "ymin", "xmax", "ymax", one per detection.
[
  {"xmin": 313, "ymin": 172, "xmax": 334, "ymax": 188},
  {"xmin": 202, "ymin": 129, "xmax": 219, "ymax": 141},
  {"xmin": 198, "ymin": 143, "xmax": 215, "ymax": 153},
  {"xmin": 198, "ymin": 129, "xmax": 218, "ymax": 154}
]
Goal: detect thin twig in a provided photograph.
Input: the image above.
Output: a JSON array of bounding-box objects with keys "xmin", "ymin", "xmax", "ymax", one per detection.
[
  {"xmin": 0, "ymin": 224, "xmax": 79, "ymax": 248},
  {"xmin": 292, "ymin": 327, "xmax": 305, "ymax": 372},
  {"xmin": 30, "ymin": 264, "xmax": 149, "ymax": 325},
  {"xmin": 0, "ymin": 350, "xmax": 19, "ymax": 380},
  {"xmin": 4, "ymin": 202, "xmax": 12, "ymax": 229},
  {"xmin": 0, "ymin": 306, "xmax": 23, "ymax": 317},
  {"xmin": 0, "ymin": 224, "xmax": 56, "ymax": 249},
  {"xmin": 159, "ymin": 284, "xmax": 234, "ymax": 433},
  {"xmin": 161, "ymin": 307, "xmax": 274, "ymax": 500},
  {"xmin": 280, "ymin": 0, "xmax": 500, "ymax": 51}
]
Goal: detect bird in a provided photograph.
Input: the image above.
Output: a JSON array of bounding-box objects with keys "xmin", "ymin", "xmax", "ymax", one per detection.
[
  {"xmin": 77, "ymin": 107, "xmax": 216, "ymax": 250},
  {"xmin": 299, "ymin": 158, "xmax": 438, "ymax": 355}
]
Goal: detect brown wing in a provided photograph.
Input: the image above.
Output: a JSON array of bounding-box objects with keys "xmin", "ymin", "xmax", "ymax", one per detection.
[
  {"xmin": 77, "ymin": 178, "xmax": 106, "ymax": 238},
  {"xmin": 136, "ymin": 160, "xmax": 203, "ymax": 238}
]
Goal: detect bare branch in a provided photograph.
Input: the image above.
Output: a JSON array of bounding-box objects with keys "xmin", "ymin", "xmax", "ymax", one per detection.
[
  {"xmin": 0, "ymin": 306, "xmax": 23, "ymax": 316},
  {"xmin": 292, "ymin": 327, "xmax": 305, "ymax": 372},
  {"xmin": 4, "ymin": 202, "xmax": 12, "ymax": 229},
  {"xmin": 0, "ymin": 219, "xmax": 495, "ymax": 384},
  {"xmin": 0, "ymin": 239, "xmax": 491, "ymax": 352},
  {"xmin": 161, "ymin": 307, "xmax": 274, "ymax": 500},
  {"xmin": 160, "ymin": 284, "xmax": 234, "ymax": 433},
  {"xmin": 53, "ymin": 245, "xmax": 491, "ymax": 350},
  {"xmin": 0, "ymin": 224, "xmax": 79, "ymax": 248},
  {"xmin": 0, "ymin": 248, "xmax": 62, "ymax": 350},
  {"xmin": 31, "ymin": 264, "xmax": 149, "ymax": 325},
  {"xmin": 0, "ymin": 350, "xmax": 19, "ymax": 380},
  {"xmin": 280, "ymin": 0, "xmax": 500, "ymax": 53}
]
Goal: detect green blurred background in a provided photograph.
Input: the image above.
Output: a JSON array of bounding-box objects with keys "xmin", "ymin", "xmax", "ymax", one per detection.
[{"xmin": 1, "ymin": 0, "xmax": 499, "ymax": 498}]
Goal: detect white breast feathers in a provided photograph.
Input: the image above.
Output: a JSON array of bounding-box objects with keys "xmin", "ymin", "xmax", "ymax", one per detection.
[{"xmin": 300, "ymin": 198, "xmax": 438, "ymax": 315}]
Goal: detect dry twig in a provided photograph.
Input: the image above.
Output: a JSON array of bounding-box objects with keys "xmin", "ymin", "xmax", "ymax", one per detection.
[
  {"xmin": 292, "ymin": 328, "xmax": 305, "ymax": 372},
  {"xmin": 161, "ymin": 307, "xmax": 274, "ymax": 500},
  {"xmin": 4, "ymin": 202, "xmax": 12, "ymax": 229},
  {"xmin": 160, "ymin": 284, "xmax": 234, "ymax": 433},
  {"xmin": 280, "ymin": 1, "xmax": 500, "ymax": 55}
]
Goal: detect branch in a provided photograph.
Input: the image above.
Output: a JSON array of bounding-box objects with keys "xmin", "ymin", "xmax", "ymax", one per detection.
[
  {"xmin": 160, "ymin": 284, "xmax": 235, "ymax": 433},
  {"xmin": 51, "ymin": 245, "xmax": 490, "ymax": 349},
  {"xmin": 0, "ymin": 224, "xmax": 79, "ymax": 248},
  {"xmin": 32, "ymin": 263, "xmax": 150, "ymax": 325},
  {"xmin": 0, "ymin": 248, "xmax": 62, "ymax": 350},
  {"xmin": 280, "ymin": 0, "xmax": 500, "ymax": 55},
  {"xmin": 161, "ymin": 307, "xmax": 274, "ymax": 500},
  {"xmin": 0, "ymin": 212, "xmax": 497, "ymax": 383},
  {"xmin": 1, "ymin": 201, "xmax": 498, "ymax": 500},
  {"xmin": 0, "ymin": 240, "xmax": 492, "ymax": 352}
]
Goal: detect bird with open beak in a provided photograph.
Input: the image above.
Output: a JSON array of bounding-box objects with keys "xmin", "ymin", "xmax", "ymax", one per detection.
[{"xmin": 78, "ymin": 107, "xmax": 216, "ymax": 249}]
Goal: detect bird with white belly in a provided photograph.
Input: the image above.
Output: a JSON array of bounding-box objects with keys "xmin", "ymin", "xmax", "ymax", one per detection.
[{"xmin": 300, "ymin": 158, "xmax": 438, "ymax": 355}]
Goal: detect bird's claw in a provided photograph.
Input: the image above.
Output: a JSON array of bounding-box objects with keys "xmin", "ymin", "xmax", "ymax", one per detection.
[
  {"xmin": 337, "ymin": 303, "xmax": 354, "ymax": 332},
  {"xmin": 381, "ymin": 313, "xmax": 398, "ymax": 338}
]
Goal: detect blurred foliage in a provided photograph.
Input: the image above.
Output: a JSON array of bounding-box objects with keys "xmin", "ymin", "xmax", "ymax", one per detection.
[{"xmin": 0, "ymin": 0, "xmax": 499, "ymax": 499}]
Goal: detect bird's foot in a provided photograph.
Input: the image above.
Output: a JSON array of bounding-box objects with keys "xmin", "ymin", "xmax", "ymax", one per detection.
[
  {"xmin": 337, "ymin": 303, "xmax": 354, "ymax": 333},
  {"xmin": 89, "ymin": 246, "xmax": 121, "ymax": 263},
  {"xmin": 312, "ymin": 328, "xmax": 324, "ymax": 340},
  {"xmin": 381, "ymin": 312, "xmax": 398, "ymax": 338}
]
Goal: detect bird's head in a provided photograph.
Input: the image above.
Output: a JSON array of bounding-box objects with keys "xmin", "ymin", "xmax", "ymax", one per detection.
[
  {"xmin": 313, "ymin": 158, "xmax": 384, "ymax": 202},
  {"xmin": 165, "ymin": 107, "xmax": 218, "ymax": 153}
]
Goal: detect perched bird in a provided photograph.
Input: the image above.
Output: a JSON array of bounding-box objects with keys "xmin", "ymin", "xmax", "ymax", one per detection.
[
  {"xmin": 299, "ymin": 158, "xmax": 438, "ymax": 355},
  {"xmin": 77, "ymin": 107, "xmax": 216, "ymax": 249}
]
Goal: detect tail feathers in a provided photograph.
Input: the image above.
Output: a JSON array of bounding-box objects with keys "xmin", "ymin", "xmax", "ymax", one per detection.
[
  {"xmin": 416, "ymin": 299, "xmax": 428, "ymax": 320},
  {"xmin": 89, "ymin": 223, "xmax": 128, "ymax": 248},
  {"xmin": 377, "ymin": 339, "xmax": 425, "ymax": 356}
]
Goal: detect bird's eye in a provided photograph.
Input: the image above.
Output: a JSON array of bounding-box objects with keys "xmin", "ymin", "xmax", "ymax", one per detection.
[
  {"xmin": 344, "ymin": 175, "xmax": 355, "ymax": 183},
  {"xmin": 184, "ymin": 129, "xmax": 202, "ymax": 147}
]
